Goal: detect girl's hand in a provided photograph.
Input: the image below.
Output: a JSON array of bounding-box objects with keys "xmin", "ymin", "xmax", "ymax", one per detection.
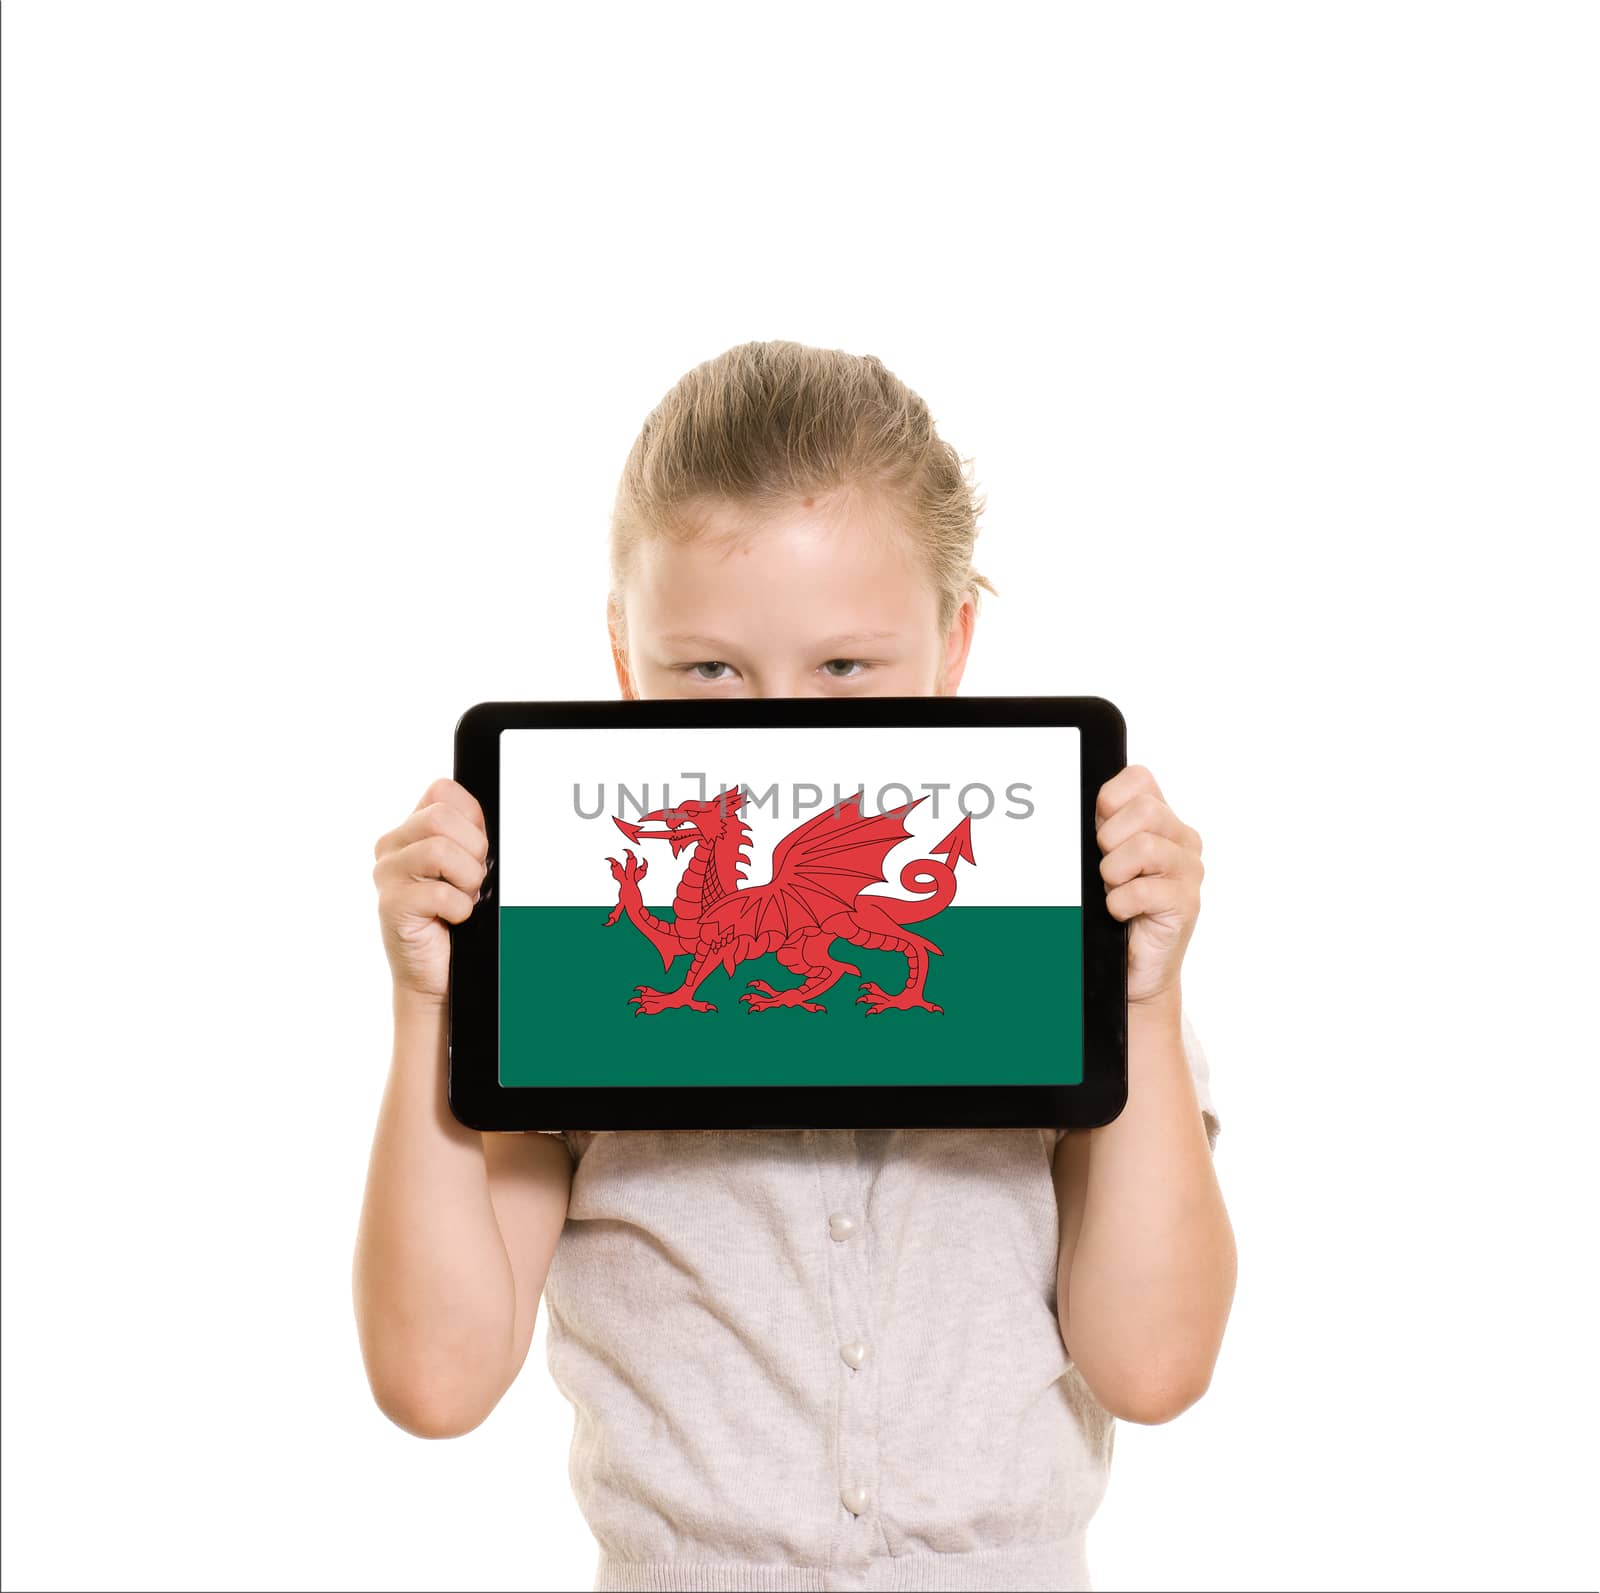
[
  {"xmin": 372, "ymin": 778, "xmax": 490, "ymax": 1006},
  {"xmin": 1094, "ymin": 764, "xmax": 1204, "ymax": 1011}
]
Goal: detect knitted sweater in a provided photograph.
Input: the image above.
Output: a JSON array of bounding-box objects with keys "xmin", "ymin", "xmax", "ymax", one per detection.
[{"xmin": 540, "ymin": 1013, "xmax": 1220, "ymax": 1592}]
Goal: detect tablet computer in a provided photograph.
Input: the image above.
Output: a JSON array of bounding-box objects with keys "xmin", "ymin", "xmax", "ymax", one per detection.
[{"xmin": 448, "ymin": 696, "xmax": 1128, "ymax": 1134}]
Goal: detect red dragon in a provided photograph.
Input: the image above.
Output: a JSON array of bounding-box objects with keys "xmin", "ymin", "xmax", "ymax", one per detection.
[{"xmin": 604, "ymin": 785, "xmax": 976, "ymax": 1016}]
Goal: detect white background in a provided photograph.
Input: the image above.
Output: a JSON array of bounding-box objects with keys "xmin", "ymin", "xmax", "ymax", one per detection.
[
  {"xmin": 2, "ymin": 5, "xmax": 1595, "ymax": 1592},
  {"xmin": 499, "ymin": 724, "xmax": 1080, "ymax": 905}
]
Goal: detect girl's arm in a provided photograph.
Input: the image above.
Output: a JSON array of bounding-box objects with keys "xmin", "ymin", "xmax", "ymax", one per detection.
[
  {"xmin": 355, "ymin": 778, "xmax": 572, "ymax": 1438},
  {"xmin": 1052, "ymin": 766, "xmax": 1237, "ymax": 1424}
]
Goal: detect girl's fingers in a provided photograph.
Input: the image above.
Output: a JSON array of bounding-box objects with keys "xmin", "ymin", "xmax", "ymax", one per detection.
[
  {"xmin": 1095, "ymin": 764, "xmax": 1164, "ymax": 829},
  {"xmin": 376, "ymin": 797, "xmax": 489, "ymax": 866},
  {"xmin": 373, "ymin": 831, "xmax": 487, "ymax": 897},
  {"xmin": 1098, "ymin": 830, "xmax": 1203, "ymax": 890},
  {"xmin": 1096, "ymin": 789, "xmax": 1201, "ymax": 858},
  {"xmin": 416, "ymin": 776, "xmax": 485, "ymax": 834},
  {"xmin": 1104, "ymin": 873, "xmax": 1198, "ymax": 923},
  {"xmin": 385, "ymin": 876, "xmax": 479, "ymax": 927}
]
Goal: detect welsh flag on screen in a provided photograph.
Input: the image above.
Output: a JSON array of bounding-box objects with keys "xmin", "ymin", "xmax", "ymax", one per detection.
[{"xmin": 497, "ymin": 723, "xmax": 1084, "ymax": 1089}]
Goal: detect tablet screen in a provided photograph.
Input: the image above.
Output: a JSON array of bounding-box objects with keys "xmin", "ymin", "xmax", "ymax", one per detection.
[{"xmin": 496, "ymin": 723, "xmax": 1083, "ymax": 1090}]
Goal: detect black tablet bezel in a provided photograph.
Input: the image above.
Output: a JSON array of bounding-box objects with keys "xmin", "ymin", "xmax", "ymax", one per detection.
[{"xmin": 448, "ymin": 696, "xmax": 1127, "ymax": 1134}]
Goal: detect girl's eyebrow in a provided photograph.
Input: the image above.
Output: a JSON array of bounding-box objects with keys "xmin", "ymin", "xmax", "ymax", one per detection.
[
  {"xmin": 656, "ymin": 630, "xmax": 900, "ymax": 652},
  {"xmin": 813, "ymin": 631, "xmax": 900, "ymax": 649},
  {"xmin": 657, "ymin": 633, "xmax": 740, "ymax": 652}
]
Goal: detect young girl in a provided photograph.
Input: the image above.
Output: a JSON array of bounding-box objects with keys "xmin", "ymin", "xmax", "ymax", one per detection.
[{"xmin": 358, "ymin": 341, "xmax": 1235, "ymax": 1593}]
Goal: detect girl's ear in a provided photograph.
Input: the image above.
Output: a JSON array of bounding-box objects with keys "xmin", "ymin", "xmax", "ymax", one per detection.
[
  {"xmin": 607, "ymin": 597, "xmax": 638, "ymax": 700},
  {"xmin": 938, "ymin": 597, "xmax": 976, "ymax": 695}
]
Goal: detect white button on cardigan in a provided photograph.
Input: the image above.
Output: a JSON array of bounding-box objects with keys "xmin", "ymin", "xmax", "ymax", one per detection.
[{"xmin": 840, "ymin": 1484, "xmax": 871, "ymax": 1517}]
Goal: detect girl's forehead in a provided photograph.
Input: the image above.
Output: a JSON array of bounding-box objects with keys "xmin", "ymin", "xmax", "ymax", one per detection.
[{"xmin": 627, "ymin": 511, "xmax": 936, "ymax": 643}]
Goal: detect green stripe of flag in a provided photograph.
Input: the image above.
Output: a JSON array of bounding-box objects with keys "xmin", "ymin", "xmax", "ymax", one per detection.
[{"xmin": 498, "ymin": 905, "xmax": 1083, "ymax": 1088}]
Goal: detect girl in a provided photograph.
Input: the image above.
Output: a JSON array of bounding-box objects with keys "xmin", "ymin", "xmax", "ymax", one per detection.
[{"xmin": 358, "ymin": 341, "xmax": 1235, "ymax": 1593}]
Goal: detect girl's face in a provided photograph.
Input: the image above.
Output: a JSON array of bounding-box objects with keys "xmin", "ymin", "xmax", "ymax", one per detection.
[{"xmin": 610, "ymin": 494, "xmax": 975, "ymax": 700}]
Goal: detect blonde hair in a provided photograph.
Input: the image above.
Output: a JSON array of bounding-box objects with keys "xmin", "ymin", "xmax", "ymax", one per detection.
[{"xmin": 608, "ymin": 340, "xmax": 996, "ymax": 646}]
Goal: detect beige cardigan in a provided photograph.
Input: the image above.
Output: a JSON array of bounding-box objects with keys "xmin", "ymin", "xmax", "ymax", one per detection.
[{"xmin": 540, "ymin": 1014, "xmax": 1220, "ymax": 1592}]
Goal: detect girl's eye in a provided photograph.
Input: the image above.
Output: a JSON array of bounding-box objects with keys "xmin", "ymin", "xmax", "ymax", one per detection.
[
  {"xmin": 688, "ymin": 661, "xmax": 734, "ymax": 681},
  {"xmin": 822, "ymin": 658, "xmax": 867, "ymax": 679}
]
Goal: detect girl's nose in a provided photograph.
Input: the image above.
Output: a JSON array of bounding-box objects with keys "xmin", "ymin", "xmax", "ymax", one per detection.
[{"xmin": 745, "ymin": 679, "xmax": 823, "ymax": 698}]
